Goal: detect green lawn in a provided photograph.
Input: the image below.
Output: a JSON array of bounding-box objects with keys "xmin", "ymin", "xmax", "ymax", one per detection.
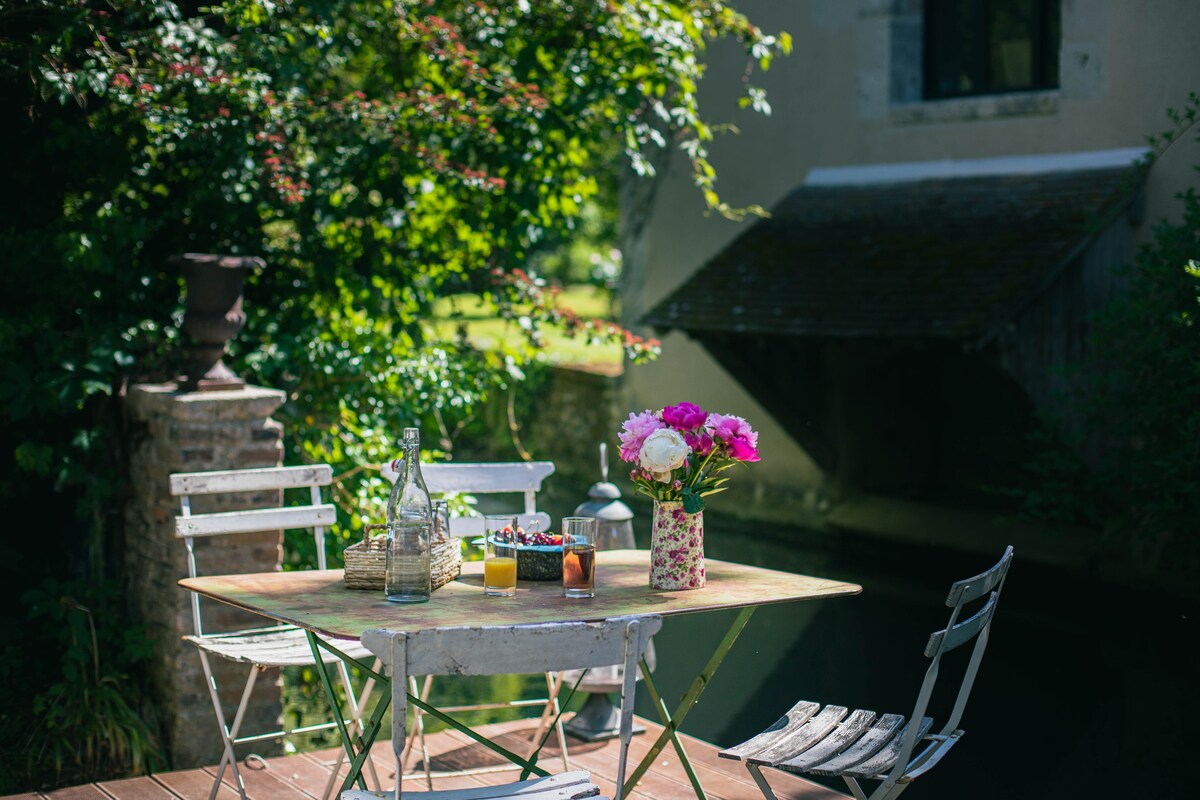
[{"xmin": 430, "ymin": 285, "xmax": 623, "ymax": 371}]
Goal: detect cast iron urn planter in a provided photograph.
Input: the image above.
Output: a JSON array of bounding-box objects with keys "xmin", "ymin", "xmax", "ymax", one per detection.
[{"xmin": 170, "ymin": 253, "xmax": 265, "ymax": 392}]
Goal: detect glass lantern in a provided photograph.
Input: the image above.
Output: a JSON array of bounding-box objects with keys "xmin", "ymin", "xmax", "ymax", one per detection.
[{"xmin": 571, "ymin": 443, "xmax": 636, "ymax": 550}]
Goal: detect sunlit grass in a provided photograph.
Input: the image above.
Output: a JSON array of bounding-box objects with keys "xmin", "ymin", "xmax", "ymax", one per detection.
[{"xmin": 429, "ymin": 285, "xmax": 623, "ymax": 370}]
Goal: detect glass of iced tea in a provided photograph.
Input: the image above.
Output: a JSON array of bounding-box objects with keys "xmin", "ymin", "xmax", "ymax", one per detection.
[
  {"xmin": 561, "ymin": 517, "xmax": 597, "ymax": 599},
  {"xmin": 484, "ymin": 514, "xmax": 518, "ymax": 597}
]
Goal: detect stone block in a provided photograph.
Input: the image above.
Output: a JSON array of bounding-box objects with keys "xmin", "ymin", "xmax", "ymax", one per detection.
[
  {"xmin": 171, "ymin": 387, "xmax": 286, "ymax": 423},
  {"xmin": 233, "ymin": 445, "xmax": 285, "ymax": 466},
  {"xmin": 172, "ymin": 420, "xmax": 259, "ymax": 447}
]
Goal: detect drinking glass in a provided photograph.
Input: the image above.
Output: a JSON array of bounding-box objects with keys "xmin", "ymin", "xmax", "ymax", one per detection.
[
  {"xmin": 561, "ymin": 516, "xmax": 597, "ymax": 598},
  {"xmin": 484, "ymin": 514, "xmax": 518, "ymax": 597}
]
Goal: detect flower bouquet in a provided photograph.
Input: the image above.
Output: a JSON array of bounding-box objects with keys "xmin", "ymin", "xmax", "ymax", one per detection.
[{"xmin": 618, "ymin": 402, "xmax": 760, "ymax": 589}]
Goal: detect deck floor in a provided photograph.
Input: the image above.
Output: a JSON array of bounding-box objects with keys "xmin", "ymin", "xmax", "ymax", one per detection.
[{"xmin": 9, "ymin": 716, "xmax": 847, "ymax": 800}]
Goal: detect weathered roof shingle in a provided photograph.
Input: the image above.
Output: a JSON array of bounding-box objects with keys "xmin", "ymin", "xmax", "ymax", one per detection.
[{"xmin": 642, "ymin": 166, "xmax": 1141, "ymax": 340}]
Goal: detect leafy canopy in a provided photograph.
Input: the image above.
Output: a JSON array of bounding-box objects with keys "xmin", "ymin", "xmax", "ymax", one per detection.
[{"xmin": 2, "ymin": 0, "xmax": 787, "ymax": 533}]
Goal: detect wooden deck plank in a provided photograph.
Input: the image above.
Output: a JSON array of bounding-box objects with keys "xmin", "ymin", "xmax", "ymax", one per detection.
[
  {"xmin": 656, "ymin": 720, "xmax": 848, "ymax": 799},
  {"xmin": 432, "ymin": 726, "xmax": 641, "ymax": 800},
  {"xmin": 457, "ymin": 719, "xmax": 767, "ymax": 800},
  {"xmin": 570, "ymin": 741, "xmax": 748, "ymax": 800},
  {"xmin": 45, "ymin": 786, "xmax": 109, "ymax": 800},
  {"xmin": 202, "ymin": 760, "xmax": 309, "ymax": 800},
  {"xmin": 11, "ymin": 714, "xmax": 849, "ymax": 800},
  {"xmin": 362, "ymin": 737, "xmax": 497, "ymax": 792},
  {"xmin": 149, "ymin": 769, "xmax": 240, "ymax": 800},
  {"xmin": 255, "ymin": 750, "xmax": 345, "ymax": 800},
  {"xmin": 94, "ymin": 777, "xmax": 175, "ymax": 800}
]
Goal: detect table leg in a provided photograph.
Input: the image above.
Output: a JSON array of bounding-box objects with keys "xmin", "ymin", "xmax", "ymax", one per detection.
[
  {"xmin": 305, "ymin": 633, "xmax": 390, "ymax": 793},
  {"xmin": 306, "ymin": 633, "xmax": 558, "ymax": 790},
  {"xmin": 622, "ymin": 606, "xmax": 756, "ymax": 800}
]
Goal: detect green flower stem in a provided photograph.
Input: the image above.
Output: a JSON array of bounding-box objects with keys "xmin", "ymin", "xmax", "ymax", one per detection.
[{"xmin": 686, "ymin": 448, "xmax": 719, "ymax": 490}]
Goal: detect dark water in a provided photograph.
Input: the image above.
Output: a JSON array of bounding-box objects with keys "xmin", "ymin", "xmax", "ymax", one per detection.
[{"xmin": 532, "ymin": 480, "xmax": 1200, "ymax": 800}]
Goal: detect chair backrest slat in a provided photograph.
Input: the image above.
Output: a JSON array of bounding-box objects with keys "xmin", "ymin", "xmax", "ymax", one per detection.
[
  {"xmin": 175, "ymin": 504, "xmax": 336, "ymax": 538},
  {"xmin": 883, "ymin": 546, "xmax": 1013, "ymax": 788},
  {"xmin": 169, "ymin": 464, "xmax": 333, "ymax": 495},
  {"xmin": 169, "ymin": 463, "xmax": 336, "ymax": 636},
  {"xmin": 923, "ymin": 591, "xmax": 999, "ymax": 656},
  {"xmin": 420, "ymin": 461, "xmax": 555, "ymax": 494},
  {"xmin": 384, "ymin": 460, "xmax": 557, "ymax": 535},
  {"xmin": 945, "ymin": 546, "xmax": 1013, "ymax": 606}
]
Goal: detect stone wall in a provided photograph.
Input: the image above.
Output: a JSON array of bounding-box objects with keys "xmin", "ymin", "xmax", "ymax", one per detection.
[
  {"xmin": 525, "ymin": 365, "xmax": 625, "ymax": 485},
  {"xmin": 123, "ymin": 383, "xmax": 286, "ymax": 769}
]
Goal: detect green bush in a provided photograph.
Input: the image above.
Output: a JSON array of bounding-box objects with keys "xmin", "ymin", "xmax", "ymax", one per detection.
[
  {"xmin": 1019, "ymin": 96, "xmax": 1200, "ymax": 586},
  {"xmin": 0, "ymin": 581, "xmax": 166, "ymax": 792}
]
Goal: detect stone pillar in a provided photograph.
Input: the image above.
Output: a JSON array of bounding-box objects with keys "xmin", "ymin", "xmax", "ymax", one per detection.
[{"xmin": 123, "ymin": 383, "xmax": 287, "ymax": 768}]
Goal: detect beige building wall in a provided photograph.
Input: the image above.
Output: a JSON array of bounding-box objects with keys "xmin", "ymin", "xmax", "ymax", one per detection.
[{"xmin": 621, "ymin": 0, "xmax": 1200, "ymax": 522}]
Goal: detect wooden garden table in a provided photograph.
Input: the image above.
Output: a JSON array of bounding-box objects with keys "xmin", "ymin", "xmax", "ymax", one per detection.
[{"xmin": 181, "ymin": 548, "xmax": 861, "ymax": 800}]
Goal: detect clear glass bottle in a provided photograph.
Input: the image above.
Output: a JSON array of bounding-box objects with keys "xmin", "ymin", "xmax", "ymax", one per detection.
[{"xmin": 385, "ymin": 427, "xmax": 432, "ymax": 603}]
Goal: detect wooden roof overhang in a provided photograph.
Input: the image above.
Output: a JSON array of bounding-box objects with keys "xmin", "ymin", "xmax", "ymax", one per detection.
[{"xmin": 641, "ymin": 162, "xmax": 1145, "ymax": 473}]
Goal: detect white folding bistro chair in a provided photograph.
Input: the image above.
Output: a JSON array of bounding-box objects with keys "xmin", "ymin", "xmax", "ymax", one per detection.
[
  {"xmin": 381, "ymin": 460, "xmax": 575, "ymax": 784},
  {"xmin": 171, "ymin": 464, "xmax": 382, "ymax": 800},
  {"xmin": 343, "ymin": 614, "xmax": 663, "ymax": 800},
  {"xmin": 719, "ymin": 546, "xmax": 1014, "ymax": 800}
]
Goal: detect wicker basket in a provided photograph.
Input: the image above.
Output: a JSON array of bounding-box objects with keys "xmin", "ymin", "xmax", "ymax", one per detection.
[{"xmin": 343, "ymin": 523, "xmax": 462, "ymax": 591}]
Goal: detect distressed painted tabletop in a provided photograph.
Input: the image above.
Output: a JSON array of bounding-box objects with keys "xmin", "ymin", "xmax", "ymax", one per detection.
[{"xmin": 179, "ymin": 548, "xmax": 862, "ymax": 640}]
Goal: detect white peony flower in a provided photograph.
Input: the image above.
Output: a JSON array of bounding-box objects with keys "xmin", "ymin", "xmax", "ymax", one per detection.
[{"xmin": 639, "ymin": 428, "xmax": 689, "ymax": 482}]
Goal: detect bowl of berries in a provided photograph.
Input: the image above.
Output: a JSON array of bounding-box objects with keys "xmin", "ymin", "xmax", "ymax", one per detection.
[{"xmin": 510, "ymin": 526, "xmax": 564, "ymax": 581}]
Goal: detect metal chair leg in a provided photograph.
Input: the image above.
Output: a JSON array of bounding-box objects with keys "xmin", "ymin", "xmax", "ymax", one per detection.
[
  {"xmin": 746, "ymin": 764, "xmax": 779, "ymax": 800},
  {"xmin": 525, "ymin": 672, "xmax": 570, "ymax": 772},
  {"xmin": 199, "ymin": 651, "xmax": 256, "ymax": 800}
]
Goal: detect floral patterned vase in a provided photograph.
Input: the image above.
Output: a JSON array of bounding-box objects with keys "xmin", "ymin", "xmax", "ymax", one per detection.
[{"xmin": 649, "ymin": 500, "xmax": 705, "ymax": 590}]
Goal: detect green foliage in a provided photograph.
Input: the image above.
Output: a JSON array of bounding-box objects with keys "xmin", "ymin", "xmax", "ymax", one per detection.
[
  {"xmin": 2, "ymin": 0, "xmax": 786, "ymax": 558},
  {"xmin": 0, "ymin": 0, "xmax": 788, "ymax": 787},
  {"xmin": 1019, "ymin": 95, "xmax": 1200, "ymax": 580},
  {"xmin": 0, "ymin": 581, "xmax": 166, "ymax": 792}
]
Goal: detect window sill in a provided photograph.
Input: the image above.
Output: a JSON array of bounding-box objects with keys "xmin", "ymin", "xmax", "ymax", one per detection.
[{"xmin": 890, "ymin": 89, "xmax": 1059, "ymax": 125}]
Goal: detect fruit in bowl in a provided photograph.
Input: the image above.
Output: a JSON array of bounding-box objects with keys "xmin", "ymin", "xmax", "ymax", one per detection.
[
  {"xmin": 496, "ymin": 525, "xmax": 564, "ymax": 581},
  {"xmin": 513, "ymin": 528, "xmax": 563, "ymax": 547}
]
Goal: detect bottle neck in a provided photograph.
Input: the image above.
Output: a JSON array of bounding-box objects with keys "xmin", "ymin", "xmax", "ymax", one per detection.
[
  {"xmin": 399, "ymin": 429, "xmax": 426, "ymax": 493},
  {"xmin": 402, "ymin": 440, "xmax": 422, "ymax": 483}
]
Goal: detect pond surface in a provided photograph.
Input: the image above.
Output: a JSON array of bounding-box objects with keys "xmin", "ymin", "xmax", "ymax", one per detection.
[{"xmin": 531, "ymin": 479, "xmax": 1200, "ymax": 800}]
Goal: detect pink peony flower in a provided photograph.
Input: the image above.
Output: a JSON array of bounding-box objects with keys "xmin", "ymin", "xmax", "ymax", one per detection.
[
  {"xmin": 707, "ymin": 413, "xmax": 761, "ymax": 462},
  {"xmin": 684, "ymin": 430, "xmax": 715, "ymax": 457},
  {"xmin": 618, "ymin": 410, "xmax": 665, "ymax": 462},
  {"xmin": 662, "ymin": 401, "xmax": 709, "ymax": 431}
]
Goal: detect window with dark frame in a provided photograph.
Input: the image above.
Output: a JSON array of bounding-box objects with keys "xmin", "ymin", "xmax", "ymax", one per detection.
[{"xmin": 923, "ymin": 0, "xmax": 1061, "ymax": 100}]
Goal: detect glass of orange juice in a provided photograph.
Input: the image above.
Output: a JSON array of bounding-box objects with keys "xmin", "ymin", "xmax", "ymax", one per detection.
[
  {"xmin": 562, "ymin": 516, "xmax": 597, "ymax": 598},
  {"xmin": 484, "ymin": 514, "xmax": 518, "ymax": 597}
]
